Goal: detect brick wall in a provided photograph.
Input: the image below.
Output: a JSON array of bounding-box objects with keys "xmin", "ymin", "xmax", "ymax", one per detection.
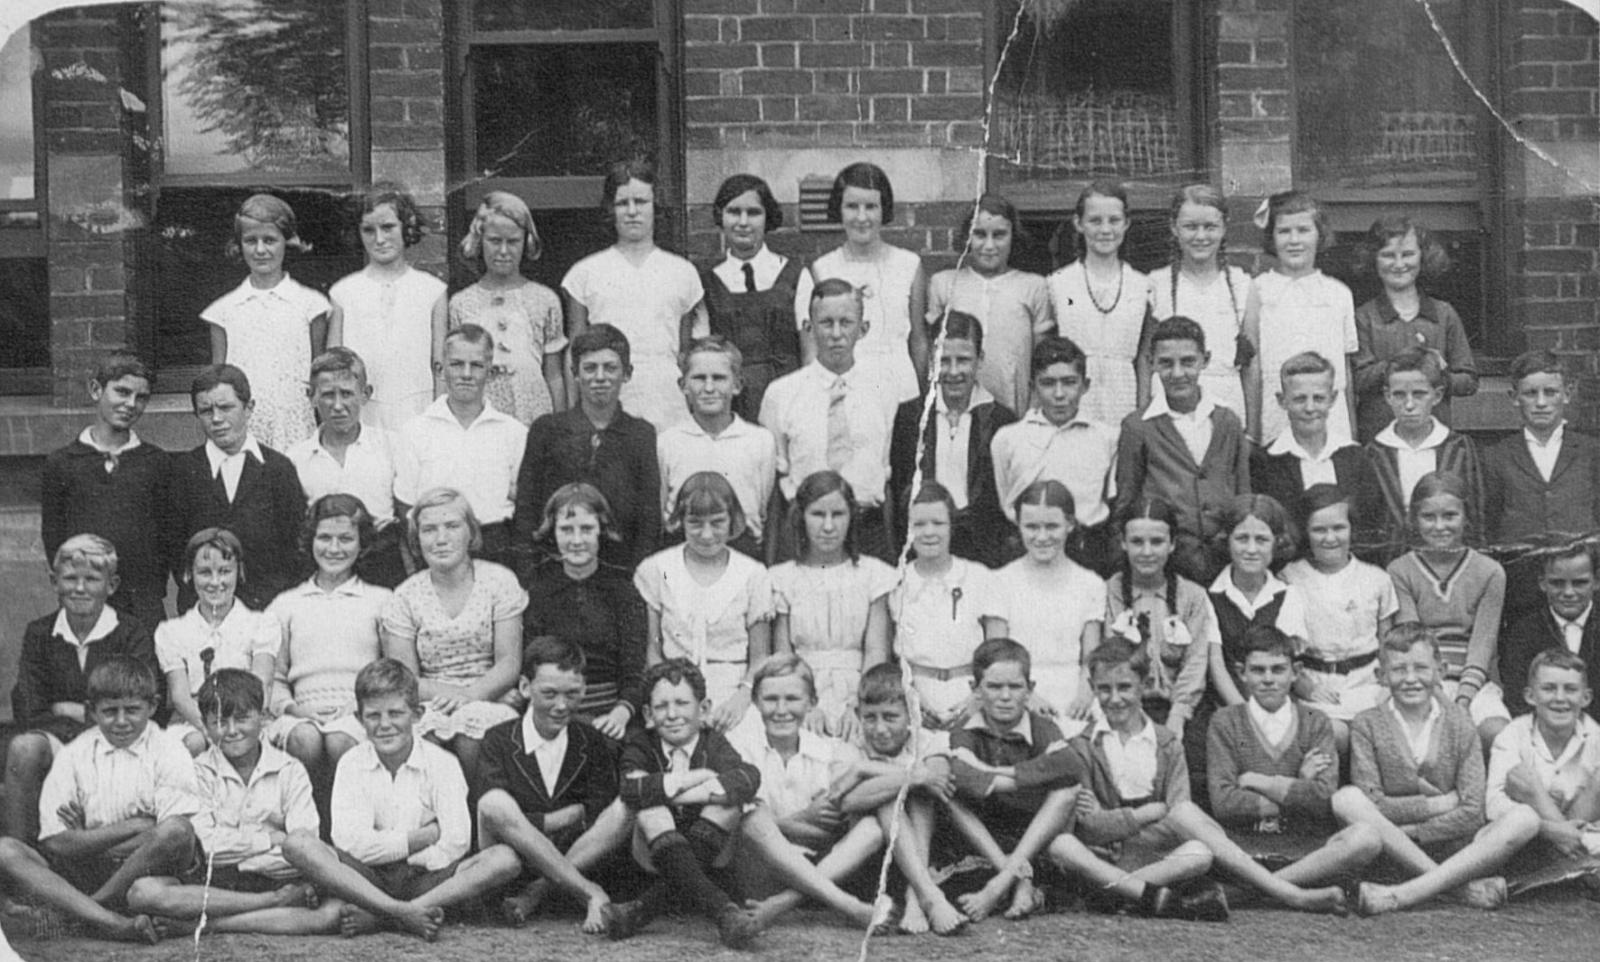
[{"xmin": 367, "ymin": 0, "xmax": 449, "ymax": 279}]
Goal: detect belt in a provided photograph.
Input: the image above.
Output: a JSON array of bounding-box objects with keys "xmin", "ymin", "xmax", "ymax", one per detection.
[
  {"xmin": 909, "ymin": 662, "xmax": 971, "ymax": 683},
  {"xmin": 1298, "ymin": 650, "xmax": 1378, "ymax": 675}
]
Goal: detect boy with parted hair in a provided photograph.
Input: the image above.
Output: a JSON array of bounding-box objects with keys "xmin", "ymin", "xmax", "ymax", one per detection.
[{"xmin": 1500, "ymin": 543, "xmax": 1600, "ymax": 719}]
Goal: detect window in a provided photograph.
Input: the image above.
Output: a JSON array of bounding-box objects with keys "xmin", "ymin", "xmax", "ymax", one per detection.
[
  {"xmin": 450, "ymin": 0, "xmax": 684, "ymax": 292},
  {"xmin": 0, "ymin": 22, "xmax": 47, "ymax": 391}
]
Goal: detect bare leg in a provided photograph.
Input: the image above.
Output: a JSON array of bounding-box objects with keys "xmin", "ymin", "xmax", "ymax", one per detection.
[
  {"xmin": 1165, "ymin": 802, "xmax": 1347, "ymax": 913},
  {"xmin": 1331, "ymin": 786, "xmax": 1439, "ymax": 877},
  {"xmin": 88, "ymin": 817, "xmax": 196, "ymax": 907},
  {"xmin": 409, "ymin": 844, "xmax": 523, "ymax": 917},
  {"xmin": 1049, "ymin": 833, "xmax": 1211, "ymax": 899},
  {"xmin": 960, "ymin": 788, "xmax": 1075, "ymax": 922},
  {"xmin": 125, "ymin": 875, "xmax": 315, "ymax": 918},
  {"xmin": 2, "ymin": 734, "xmax": 52, "ymax": 843},
  {"xmin": 1359, "ymin": 806, "xmax": 1541, "ymax": 915},
  {"xmin": 881, "ymin": 797, "xmax": 965, "ymax": 935},
  {"xmin": 1269, "ymin": 825, "xmax": 1382, "ymax": 888},
  {"xmin": 742, "ymin": 807, "xmax": 880, "ymax": 929},
  {"xmin": 0, "ymin": 838, "xmax": 160, "ymax": 943},
  {"xmin": 280, "ymin": 831, "xmax": 444, "ymax": 940},
  {"xmin": 479, "ymin": 790, "xmax": 610, "ymax": 929},
  {"xmin": 205, "ymin": 898, "xmax": 344, "ymax": 935}
]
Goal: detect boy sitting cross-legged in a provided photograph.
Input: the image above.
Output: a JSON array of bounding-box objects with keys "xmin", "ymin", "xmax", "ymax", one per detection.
[
  {"xmin": 476, "ymin": 635, "xmax": 633, "ymax": 932},
  {"xmin": 125, "ymin": 669, "xmax": 341, "ymax": 934},
  {"xmin": 1205, "ymin": 625, "xmax": 1381, "ymax": 902},
  {"xmin": 282, "ymin": 658, "xmax": 522, "ymax": 940},
  {"xmin": 1331, "ymin": 623, "xmax": 1539, "ymax": 914},
  {"xmin": 602, "ymin": 659, "xmax": 764, "ymax": 948},
  {"xmin": 0, "ymin": 655, "xmax": 198, "ymax": 944}
]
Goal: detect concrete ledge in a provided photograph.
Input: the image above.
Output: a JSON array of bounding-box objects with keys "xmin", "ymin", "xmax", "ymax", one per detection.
[{"xmin": 0, "ymin": 395, "xmax": 202, "ymax": 457}]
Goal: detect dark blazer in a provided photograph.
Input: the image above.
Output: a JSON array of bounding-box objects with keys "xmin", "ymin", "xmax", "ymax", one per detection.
[
  {"xmin": 1482, "ymin": 428, "xmax": 1600, "ymax": 547},
  {"xmin": 617, "ymin": 727, "xmax": 760, "ymax": 829},
  {"xmin": 1498, "ymin": 606, "xmax": 1600, "ymax": 720},
  {"xmin": 13, "ymin": 611, "xmax": 165, "ymax": 740},
  {"xmin": 41, "ymin": 440, "xmax": 170, "ymax": 616},
  {"xmin": 1364, "ymin": 431, "xmax": 1482, "ymax": 564},
  {"xmin": 478, "ymin": 717, "xmax": 619, "ymax": 842},
  {"xmin": 167, "ymin": 444, "xmax": 306, "ymax": 611},
  {"xmin": 1250, "ymin": 442, "xmax": 1385, "ymax": 562},
  {"xmin": 889, "ymin": 394, "xmax": 1017, "ymax": 565}
]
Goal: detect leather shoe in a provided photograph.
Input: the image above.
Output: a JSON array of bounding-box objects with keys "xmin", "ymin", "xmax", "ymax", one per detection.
[{"xmin": 716, "ymin": 903, "xmax": 761, "ymax": 950}]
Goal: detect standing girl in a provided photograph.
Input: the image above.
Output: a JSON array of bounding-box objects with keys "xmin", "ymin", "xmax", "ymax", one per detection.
[
  {"xmin": 156, "ymin": 528, "xmax": 280, "ymax": 756},
  {"xmin": 1047, "ymin": 181, "xmax": 1149, "ymax": 426},
  {"xmin": 770, "ymin": 471, "xmax": 898, "ymax": 738},
  {"xmin": 889, "ymin": 483, "xmax": 1007, "ymax": 730},
  {"xmin": 796, "ymin": 162, "xmax": 929, "ymax": 403},
  {"xmin": 1351, "ymin": 216, "xmax": 1478, "ymax": 442},
  {"xmin": 925, "ymin": 193, "xmax": 1052, "ymax": 416},
  {"xmin": 1385, "ymin": 470, "xmax": 1508, "ymax": 748},
  {"xmin": 525, "ymin": 483, "xmax": 648, "ymax": 739},
  {"xmin": 563, "ymin": 159, "xmax": 704, "ymax": 430},
  {"xmin": 266, "ymin": 494, "xmax": 391, "ymax": 784},
  {"xmin": 635, "ymin": 472, "xmax": 774, "ymax": 731},
  {"xmin": 1279, "ymin": 485, "xmax": 1398, "ymax": 751},
  {"xmin": 450, "ymin": 191, "xmax": 568, "ymax": 425},
  {"xmin": 1245, "ymin": 191, "xmax": 1358, "ymax": 445},
  {"xmin": 328, "ymin": 183, "xmax": 448, "ymax": 432},
  {"xmin": 700, "ymin": 174, "xmax": 804, "ymax": 421},
  {"xmin": 1147, "ymin": 184, "xmax": 1252, "ymax": 421},
  {"xmin": 989, "ymin": 480, "xmax": 1105, "ymax": 729},
  {"xmin": 202, "ymin": 193, "xmax": 329, "ymax": 449}
]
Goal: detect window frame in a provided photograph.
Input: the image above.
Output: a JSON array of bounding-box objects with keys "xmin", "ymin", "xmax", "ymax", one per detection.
[{"xmin": 0, "ymin": 19, "xmax": 48, "ymax": 393}]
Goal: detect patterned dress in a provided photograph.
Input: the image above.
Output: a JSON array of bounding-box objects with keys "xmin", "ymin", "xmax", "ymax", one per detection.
[
  {"xmin": 201, "ymin": 274, "xmax": 330, "ymax": 449},
  {"xmin": 771, "ymin": 556, "xmax": 899, "ymax": 735},
  {"xmin": 448, "ymin": 279, "xmax": 567, "ymax": 425}
]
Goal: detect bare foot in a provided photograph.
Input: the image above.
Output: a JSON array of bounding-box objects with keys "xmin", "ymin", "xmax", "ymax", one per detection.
[
  {"xmin": 1457, "ymin": 876, "xmax": 1507, "ymax": 910},
  {"xmin": 339, "ymin": 903, "xmax": 380, "ymax": 938},
  {"xmin": 899, "ymin": 897, "xmax": 929, "ymax": 935},
  {"xmin": 1004, "ymin": 878, "xmax": 1044, "ymax": 920},
  {"xmin": 1292, "ymin": 885, "xmax": 1348, "ymax": 916},
  {"xmin": 927, "ymin": 897, "xmax": 968, "ymax": 936},
  {"xmin": 501, "ymin": 880, "xmax": 547, "ymax": 928},
  {"xmin": 744, "ymin": 896, "xmax": 785, "ymax": 931},
  {"xmin": 1356, "ymin": 882, "xmax": 1400, "ymax": 917},
  {"xmin": 273, "ymin": 881, "xmax": 319, "ymax": 909},
  {"xmin": 126, "ymin": 914, "xmax": 163, "ymax": 945},
  {"xmin": 956, "ymin": 874, "xmax": 1012, "ymax": 922},
  {"xmin": 581, "ymin": 896, "xmax": 610, "ymax": 935},
  {"xmin": 392, "ymin": 904, "xmax": 445, "ymax": 941},
  {"xmin": 867, "ymin": 894, "xmax": 895, "ymax": 934}
]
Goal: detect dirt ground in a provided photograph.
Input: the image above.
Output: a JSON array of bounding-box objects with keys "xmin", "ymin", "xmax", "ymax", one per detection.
[{"xmin": 8, "ymin": 890, "xmax": 1600, "ymax": 962}]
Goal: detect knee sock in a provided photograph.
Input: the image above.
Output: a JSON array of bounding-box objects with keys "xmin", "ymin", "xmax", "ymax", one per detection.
[
  {"xmin": 650, "ymin": 830, "xmax": 733, "ymax": 919},
  {"xmin": 684, "ymin": 817, "xmax": 731, "ymax": 868}
]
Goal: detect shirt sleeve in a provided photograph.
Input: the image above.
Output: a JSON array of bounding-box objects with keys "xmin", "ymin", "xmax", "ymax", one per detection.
[
  {"xmin": 490, "ymin": 566, "xmax": 529, "ymax": 623},
  {"xmin": 249, "ymin": 611, "xmax": 282, "ymax": 660},
  {"xmin": 744, "ymin": 563, "xmax": 776, "ymax": 626},
  {"xmin": 35, "ymin": 748, "xmax": 77, "ymax": 841},
  {"xmin": 330, "ymin": 755, "xmax": 409, "ymax": 866},
  {"xmin": 153, "ymin": 737, "xmax": 203, "ymax": 822},
  {"xmin": 191, "ymin": 765, "xmax": 262, "ymax": 865},
  {"xmin": 793, "ymin": 265, "xmax": 816, "ymax": 331},
  {"xmin": 1483, "ymin": 723, "xmax": 1519, "ymax": 823},
  {"xmin": 632, "ymin": 554, "xmax": 665, "ymax": 612},
  {"xmin": 380, "ymin": 590, "xmax": 420, "ymax": 652},
  {"xmin": 536, "ymin": 285, "xmax": 568, "ymax": 354},
  {"xmin": 415, "ymin": 750, "xmax": 471, "ymax": 871}
]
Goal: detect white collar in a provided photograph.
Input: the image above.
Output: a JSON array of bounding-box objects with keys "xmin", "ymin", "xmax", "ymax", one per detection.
[
  {"xmin": 1266, "ymin": 431, "xmax": 1354, "ymax": 461},
  {"xmin": 231, "ymin": 274, "xmax": 298, "ymax": 301},
  {"xmin": 201, "ymin": 740, "xmax": 294, "ymax": 785},
  {"xmin": 521, "ymin": 712, "xmax": 569, "ymax": 755},
  {"xmin": 92, "ymin": 724, "xmax": 158, "ymax": 757},
  {"xmin": 1375, "ymin": 418, "xmax": 1450, "ymax": 452},
  {"xmin": 807, "ymin": 361, "xmax": 857, "ymax": 386},
  {"xmin": 760, "ymin": 728, "xmax": 834, "ymax": 762},
  {"xmin": 291, "ymin": 575, "xmax": 370, "ymax": 599},
  {"xmin": 1386, "ymin": 694, "xmax": 1442, "ymax": 730},
  {"xmin": 1525, "ymin": 423, "xmax": 1566, "ymax": 449},
  {"xmin": 935, "ymin": 385, "xmax": 994, "ymax": 418},
  {"xmin": 422, "ymin": 394, "xmax": 513, "ymax": 427},
  {"xmin": 78, "ymin": 426, "xmax": 141, "ymax": 454},
  {"xmin": 360, "ymin": 736, "xmax": 426, "ymax": 774},
  {"xmin": 964, "ymin": 712, "xmax": 1033, "ymax": 745},
  {"xmin": 1209, "ymin": 569, "xmax": 1289, "ymax": 609},
  {"xmin": 205, "ymin": 436, "xmax": 263, "ymax": 472},
  {"xmin": 719, "ymin": 245, "xmax": 782, "ymax": 271},
  {"xmin": 679, "ymin": 414, "xmax": 755, "ymax": 440},
  {"xmin": 1092, "ymin": 714, "xmax": 1154, "ymax": 744},
  {"xmin": 1554, "ymin": 604, "xmax": 1592, "ymax": 631},
  {"xmin": 1143, "ymin": 391, "xmax": 1216, "ymax": 423},
  {"xmin": 1247, "ymin": 697, "xmax": 1294, "ymax": 729},
  {"xmin": 51, "ymin": 606, "xmax": 120, "ymax": 645},
  {"xmin": 661, "ymin": 733, "xmax": 701, "ymax": 760},
  {"xmin": 1021, "ymin": 407, "xmax": 1096, "ymax": 431}
]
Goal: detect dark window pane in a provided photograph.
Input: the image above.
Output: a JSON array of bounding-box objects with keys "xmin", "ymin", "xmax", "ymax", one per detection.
[
  {"xmin": 161, "ymin": 0, "xmax": 351, "ymax": 177},
  {"xmin": 471, "ymin": 45, "xmax": 657, "ymax": 178},
  {"xmin": 1014, "ymin": 211, "xmax": 1176, "ymax": 277},
  {"xmin": 0, "ymin": 258, "xmax": 48, "ymax": 371},
  {"xmin": 992, "ymin": 0, "xmax": 1182, "ymax": 181},
  {"xmin": 1320, "ymin": 230, "xmax": 1488, "ymax": 348},
  {"xmin": 1295, "ymin": 0, "xmax": 1480, "ymax": 189},
  {"xmin": 473, "ymin": 0, "xmax": 654, "ymax": 32},
  {"xmin": 136, "ymin": 187, "xmax": 364, "ymax": 371}
]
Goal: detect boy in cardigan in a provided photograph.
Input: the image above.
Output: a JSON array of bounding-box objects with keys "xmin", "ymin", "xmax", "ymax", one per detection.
[
  {"xmin": 40, "ymin": 352, "xmax": 169, "ymax": 632},
  {"xmin": 603, "ymin": 659, "xmax": 762, "ymax": 948},
  {"xmin": 1206, "ymin": 626, "xmax": 1381, "ymax": 897},
  {"xmin": 5, "ymin": 535, "xmax": 162, "ymax": 843},
  {"xmin": 1364, "ymin": 348, "xmax": 1482, "ymax": 563},
  {"xmin": 1499, "ymin": 543, "xmax": 1600, "ymax": 719},
  {"xmin": 477, "ymin": 636, "xmax": 630, "ymax": 932},
  {"xmin": 1331, "ymin": 623, "xmax": 1537, "ymax": 914},
  {"xmin": 1115, "ymin": 317, "xmax": 1250, "ymax": 583}
]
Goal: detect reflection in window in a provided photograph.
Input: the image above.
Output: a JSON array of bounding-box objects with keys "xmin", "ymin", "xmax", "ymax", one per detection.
[
  {"xmin": 1295, "ymin": 0, "xmax": 1479, "ymax": 189},
  {"xmin": 0, "ymin": 23, "xmax": 35, "ymax": 203},
  {"xmin": 0, "ymin": 259, "xmax": 48, "ymax": 374},
  {"xmin": 991, "ymin": 0, "xmax": 1183, "ymax": 181},
  {"xmin": 160, "ymin": 0, "xmax": 350, "ymax": 177},
  {"xmin": 470, "ymin": 45, "xmax": 657, "ymax": 178},
  {"xmin": 473, "ymin": 0, "xmax": 653, "ymax": 32}
]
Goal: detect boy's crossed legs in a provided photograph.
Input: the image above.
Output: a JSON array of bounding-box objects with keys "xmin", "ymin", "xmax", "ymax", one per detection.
[
  {"xmin": 126, "ymin": 866, "xmax": 341, "ymax": 935},
  {"xmin": 874, "ymin": 794, "xmax": 966, "ymax": 934},
  {"xmin": 603, "ymin": 803, "xmax": 760, "ymax": 948},
  {"xmin": 478, "ymin": 792, "xmax": 632, "ymax": 932},
  {"xmin": 950, "ymin": 786, "xmax": 1075, "ymax": 921},
  {"xmin": 738, "ymin": 803, "xmax": 887, "ymax": 931}
]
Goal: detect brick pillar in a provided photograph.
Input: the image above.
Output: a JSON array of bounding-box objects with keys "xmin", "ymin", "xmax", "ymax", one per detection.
[
  {"xmin": 368, "ymin": 0, "xmax": 449, "ymax": 278},
  {"xmin": 1215, "ymin": 1, "xmax": 1291, "ymax": 202},
  {"xmin": 38, "ymin": 8, "xmax": 132, "ymax": 407}
]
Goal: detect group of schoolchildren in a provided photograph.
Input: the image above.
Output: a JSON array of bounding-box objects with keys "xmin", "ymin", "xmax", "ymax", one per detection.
[{"xmin": 6, "ymin": 161, "xmax": 1600, "ymax": 949}]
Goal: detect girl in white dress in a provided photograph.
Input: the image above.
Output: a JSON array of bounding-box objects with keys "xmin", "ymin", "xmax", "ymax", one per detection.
[
  {"xmin": 890, "ymin": 483, "xmax": 1006, "ymax": 730},
  {"xmin": 796, "ymin": 162, "xmax": 930, "ymax": 403},
  {"xmin": 635, "ymin": 472, "xmax": 774, "ymax": 730},
  {"xmin": 771, "ymin": 471, "xmax": 897, "ymax": 739},
  {"xmin": 328, "ymin": 184, "xmax": 448, "ymax": 432},
  {"xmin": 1147, "ymin": 184, "xmax": 1252, "ymax": 421},
  {"xmin": 563, "ymin": 159, "xmax": 704, "ymax": 431},
  {"xmin": 450, "ymin": 191, "xmax": 567, "ymax": 425},
  {"xmin": 1048, "ymin": 181, "xmax": 1149, "ymax": 426},
  {"xmin": 202, "ymin": 193, "xmax": 328, "ymax": 449},
  {"xmin": 156, "ymin": 528, "xmax": 279, "ymax": 755}
]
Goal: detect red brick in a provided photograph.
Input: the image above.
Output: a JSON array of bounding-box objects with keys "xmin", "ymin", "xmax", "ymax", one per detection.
[
  {"xmin": 370, "ymin": 18, "xmax": 440, "ymax": 44},
  {"xmin": 945, "ymin": 16, "xmax": 982, "ymax": 41},
  {"xmin": 1514, "ymin": 63, "xmax": 1557, "ymax": 88},
  {"xmin": 795, "ymin": 0, "xmax": 860, "ymax": 11},
  {"xmin": 52, "ymin": 292, "xmax": 123, "ymax": 319},
  {"xmin": 873, "ymin": 42, "xmax": 910, "ymax": 67},
  {"xmin": 404, "ymin": 45, "xmax": 444, "ymax": 71},
  {"xmin": 762, "ymin": 0, "xmax": 797, "ymax": 11},
  {"xmin": 815, "ymin": 16, "xmax": 852, "ymax": 41},
  {"xmin": 370, "ymin": 124, "xmax": 445, "ymax": 149},
  {"xmin": 873, "ymin": 0, "xmax": 910, "ymax": 12},
  {"xmin": 1516, "ymin": 89, "xmax": 1596, "ymax": 116},
  {"xmin": 761, "ymin": 96, "xmax": 798, "ymax": 122},
  {"xmin": 688, "ymin": 45, "xmax": 760, "ymax": 69},
  {"xmin": 685, "ymin": 70, "xmax": 720, "ymax": 96},
  {"xmin": 1557, "ymin": 62, "xmax": 1599, "ymax": 87},
  {"xmin": 873, "ymin": 96, "xmax": 910, "ymax": 122},
  {"xmin": 1524, "ymin": 249, "xmax": 1596, "ymax": 273},
  {"xmin": 371, "ymin": 71, "xmax": 443, "ymax": 99},
  {"xmin": 816, "ymin": 70, "xmax": 854, "ymax": 93},
  {"xmin": 1517, "ymin": 36, "xmax": 1594, "ymax": 62},
  {"xmin": 926, "ymin": 69, "xmax": 946, "ymax": 94},
  {"xmin": 1219, "ymin": 41, "xmax": 1253, "ymax": 64},
  {"xmin": 371, "ymin": 98, "xmax": 407, "ymax": 124},
  {"xmin": 684, "ymin": 0, "xmax": 760, "ymax": 13},
  {"xmin": 689, "ymin": 97, "xmax": 762, "ymax": 124},
  {"xmin": 742, "ymin": 16, "xmax": 814, "ymax": 41},
  {"xmin": 86, "ymin": 265, "xmax": 124, "ymax": 292},
  {"xmin": 855, "ymin": 17, "xmax": 923, "ymax": 41},
  {"xmin": 1520, "ymin": 8, "xmax": 1557, "ymax": 36},
  {"xmin": 406, "ymin": 98, "xmax": 442, "ymax": 124},
  {"xmin": 799, "ymin": 95, "xmax": 864, "ymax": 121},
  {"xmin": 742, "ymin": 69, "xmax": 813, "ymax": 95},
  {"xmin": 911, "ymin": 0, "xmax": 973, "ymax": 12},
  {"xmin": 854, "ymin": 121, "xmax": 929, "ymax": 145},
  {"xmin": 1255, "ymin": 40, "xmax": 1287, "ymax": 63},
  {"xmin": 910, "ymin": 94, "xmax": 980, "ymax": 122},
  {"xmin": 745, "ymin": 123, "xmax": 829, "ymax": 148},
  {"xmin": 685, "ymin": 16, "xmax": 721, "ymax": 43},
  {"xmin": 370, "ymin": 46, "xmax": 404, "ymax": 70},
  {"xmin": 49, "ymin": 265, "xmax": 85, "ymax": 294},
  {"xmin": 401, "ymin": 0, "xmax": 441, "ymax": 17},
  {"xmin": 760, "ymin": 43, "xmax": 798, "ymax": 68},
  {"xmin": 800, "ymin": 44, "xmax": 870, "ymax": 67},
  {"xmin": 859, "ymin": 69, "xmax": 922, "ymax": 94},
  {"xmin": 913, "ymin": 42, "xmax": 983, "ymax": 67},
  {"xmin": 687, "ymin": 125, "xmax": 726, "ymax": 150}
]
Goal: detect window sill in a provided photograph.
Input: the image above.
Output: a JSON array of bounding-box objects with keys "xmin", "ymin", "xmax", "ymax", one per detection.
[{"xmin": 0, "ymin": 394, "xmax": 201, "ymax": 457}]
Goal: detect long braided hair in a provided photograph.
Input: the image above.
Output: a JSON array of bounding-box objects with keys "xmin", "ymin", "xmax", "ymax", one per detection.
[
  {"xmin": 1117, "ymin": 496, "xmax": 1182, "ymax": 643},
  {"xmin": 1167, "ymin": 184, "xmax": 1245, "ymax": 368}
]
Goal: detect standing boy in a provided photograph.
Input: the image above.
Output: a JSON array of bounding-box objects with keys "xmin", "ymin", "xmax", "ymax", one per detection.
[
  {"xmin": 0, "ymin": 656, "xmax": 198, "ymax": 943},
  {"xmin": 1116, "ymin": 317, "xmax": 1251, "ymax": 583},
  {"xmin": 40, "ymin": 353, "xmax": 169, "ymax": 631},
  {"xmin": 761, "ymin": 278, "xmax": 900, "ymax": 563},
  {"xmin": 657, "ymin": 337, "xmax": 777, "ymax": 558},
  {"xmin": 990, "ymin": 335, "xmax": 1118, "ymax": 570},
  {"xmin": 1500, "ymin": 543, "xmax": 1600, "ymax": 718},
  {"xmin": 282, "ymin": 659, "xmax": 521, "ymax": 940},
  {"xmin": 514, "ymin": 324, "xmax": 661, "ymax": 571},
  {"xmin": 168, "ymin": 364, "xmax": 305, "ymax": 610},
  {"xmin": 477, "ymin": 637, "xmax": 631, "ymax": 932}
]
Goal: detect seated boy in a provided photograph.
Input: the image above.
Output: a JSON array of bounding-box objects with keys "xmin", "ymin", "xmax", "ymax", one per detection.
[
  {"xmin": 0, "ymin": 655, "xmax": 197, "ymax": 943},
  {"xmin": 40, "ymin": 352, "xmax": 169, "ymax": 633},
  {"xmin": 1042, "ymin": 639, "xmax": 1347, "ymax": 917},
  {"xmin": 1500, "ymin": 543, "xmax": 1600, "ymax": 719},
  {"xmin": 1364, "ymin": 348, "xmax": 1483, "ymax": 562},
  {"xmin": 282, "ymin": 658, "xmax": 521, "ymax": 940},
  {"xmin": 1483, "ymin": 349, "xmax": 1600, "ymax": 624},
  {"xmin": 125, "ymin": 669, "xmax": 340, "ymax": 934},
  {"xmin": 944, "ymin": 637, "xmax": 1079, "ymax": 921},
  {"xmin": 603, "ymin": 659, "xmax": 763, "ymax": 948},
  {"xmin": 1486, "ymin": 650, "xmax": 1600, "ymax": 886},
  {"xmin": 1332, "ymin": 623, "xmax": 1539, "ymax": 914},
  {"xmin": 832, "ymin": 662, "xmax": 968, "ymax": 935},
  {"xmin": 5, "ymin": 535, "xmax": 162, "ymax": 843},
  {"xmin": 477, "ymin": 636, "xmax": 631, "ymax": 931},
  {"xmin": 991, "ymin": 335, "xmax": 1118, "ymax": 571},
  {"xmin": 1206, "ymin": 625, "xmax": 1381, "ymax": 898},
  {"xmin": 1116, "ymin": 317, "xmax": 1250, "ymax": 583}
]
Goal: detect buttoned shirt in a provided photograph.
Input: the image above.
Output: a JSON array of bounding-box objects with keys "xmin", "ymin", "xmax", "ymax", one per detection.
[
  {"xmin": 205, "ymin": 436, "xmax": 265, "ymax": 503},
  {"xmin": 50, "ymin": 607, "xmax": 120, "ymax": 671},
  {"xmin": 330, "ymin": 737, "xmax": 470, "ymax": 871},
  {"xmin": 1525, "ymin": 424, "xmax": 1566, "ymax": 483},
  {"xmin": 1093, "ymin": 716, "xmax": 1159, "ymax": 801},
  {"xmin": 287, "ymin": 426, "xmax": 399, "ymax": 524},
  {"xmin": 1144, "ymin": 393, "xmax": 1216, "ymax": 467},
  {"xmin": 193, "ymin": 741, "xmax": 318, "ymax": 876},
  {"xmin": 760, "ymin": 362, "xmax": 897, "ymax": 505},
  {"xmin": 657, "ymin": 415, "xmax": 777, "ymax": 538},
  {"xmin": 1375, "ymin": 419, "xmax": 1451, "ymax": 509},
  {"xmin": 1486, "ymin": 713, "xmax": 1600, "ymax": 822},
  {"xmin": 394, "ymin": 397, "xmax": 526, "ymax": 523},
  {"xmin": 1265, "ymin": 431, "xmax": 1355, "ymax": 489},
  {"xmin": 990, "ymin": 409, "xmax": 1118, "ymax": 527},
  {"xmin": 37, "ymin": 725, "xmax": 200, "ymax": 840},
  {"xmin": 933, "ymin": 386, "xmax": 994, "ymax": 509},
  {"xmin": 520, "ymin": 712, "xmax": 570, "ymax": 798}
]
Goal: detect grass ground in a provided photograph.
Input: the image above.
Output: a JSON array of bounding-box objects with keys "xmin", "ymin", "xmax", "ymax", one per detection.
[{"xmin": 7, "ymin": 889, "xmax": 1600, "ymax": 962}]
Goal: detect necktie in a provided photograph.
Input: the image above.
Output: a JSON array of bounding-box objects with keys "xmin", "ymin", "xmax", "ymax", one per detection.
[
  {"xmin": 1564, "ymin": 620, "xmax": 1583, "ymax": 654},
  {"xmin": 742, "ymin": 262, "xmax": 756, "ymax": 293},
  {"xmin": 826, "ymin": 377, "xmax": 851, "ymax": 471}
]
